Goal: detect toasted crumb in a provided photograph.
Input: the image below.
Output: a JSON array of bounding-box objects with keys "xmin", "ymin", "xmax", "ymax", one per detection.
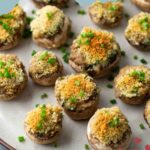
[
  {"xmin": 24, "ymin": 104, "xmax": 62, "ymax": 136},
  {"xmin": 90, "ymin": 107, "xmax": 130, "ymax": 145}
]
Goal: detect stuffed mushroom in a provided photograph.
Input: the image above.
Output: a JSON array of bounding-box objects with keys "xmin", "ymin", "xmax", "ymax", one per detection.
[
  {"xmin": 55, "ymin": 73, "xmax": 99, "ymax": 120},
  {"xmin": 0, "ymin": 54, "xmax": 28, "ymax": 101},
  {"xmin": 89, "ymin": 1, "xmax": 123, "ymax": 27},
  {"xmin": 32, "ymin": 0, "xmax": 69, "ymax": 8},
  {"xmin": 125, "ymin": 12, "xmax": 150, "ymax": 51},
  {"xmin": 30, "ymin": 5, "xmax": 71, "ymax": 49},
  {"xmin": 132, "ymin": 0, "xmax": 150, "ymax": 12},
  {"xmin": 114, "ymin": 66, "xmax": 150, "ymax": 105},
  {"xmin": 0, "ymin": 5, "xmax": 26, "ymax": 51},
  {"xmin": 24, "ymin": 104, "xmax": 63, "ymax": 144},
  {"xmin": 87, "ymin": 107, "xmax": 132, "ymax": 150},
  {"xmin": 144, "ymin": 99, "xmax": 150, "ymax": 127},
  {"xmin": 29, "ymin": 50, "xmax": 63, "ymax": 86},
  {"xmin": 69, "ymin": 27, "xmax": 121, "ymax": 78}
]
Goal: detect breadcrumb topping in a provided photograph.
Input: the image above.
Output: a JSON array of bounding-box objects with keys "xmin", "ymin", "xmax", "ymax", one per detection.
[
  {"xmin": 31, "ymin": 5, "xmax": 65, "ymax": 38},
  {"xmin": 0, "ymin": 54, "xmax": 26, "ymax": 96},
  {"xmin": 115, "ymin": 66, "xmax": 150, "ymax": 98},
  {"xmin": 25, "ymin": 104, "xmax": 62, "ymax": 135},
  {"xmin": 145, "ymin": 100, "xmax": 150, "ymax": 126},
  {"xmin": 55, "ymin": 74, "xmax": 97, "ymax": 110},
  {"xmin": 0, "ymin": 5, "xmax": 25, "ymax": 45},
  {"xmin": 74, "ymin": 27, "xmax": 120, "ymax": 64},
  {"xmin": 89, "ymin": 1, "xmax": 123, "ymax": 23},
  {"xmin": 125, "ymin": 12, "xmax": 150, "ymax": 46},
  {"xmin": 90, "ymin": 107, "xmax": 130, "ymax": 145},
  {"xmin": 29, "ymin": 51, "xmax": 59, "ymax": 78}
]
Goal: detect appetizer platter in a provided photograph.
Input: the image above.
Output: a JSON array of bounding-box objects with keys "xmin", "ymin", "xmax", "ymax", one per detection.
[{"xmin": 0, "ymin": 0, "xmax": 150, "ymax": 150}]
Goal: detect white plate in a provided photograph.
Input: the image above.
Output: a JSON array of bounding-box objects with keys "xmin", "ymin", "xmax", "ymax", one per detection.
[{"xmin": 0, "ymin": 0, "xmax": 150, "ymax": 150}]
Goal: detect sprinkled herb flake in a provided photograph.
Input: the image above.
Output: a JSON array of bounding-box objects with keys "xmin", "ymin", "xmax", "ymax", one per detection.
[
  {"xmin": 39, "ymin": 51, "xmax": 49, "ymax": 60},
  {"xmin": 110, "ymin": 99, "xmax": 117, "ymax": 104},
  {"xmin": 22, "ymin": 28, "xmax": 32, "ymax": 39},
  {"xmin": 53, "ymin": 143, "xmax": 58, "ymax": 147},
  {"xmin": 121, "ymin": 51, "xmax": 126, "ymax": 57},
  {"xmin": 60, "ymin": 47, "xmax": 70, "ymax": 63},
  {"xmin": 140, "ymin": 59, "xmax": 148, "ymax": 65},
  {"xmin": 106, "ymin": 84, "xmax": 113, "ymax": 89},
  {"xmin": 37, "ymin": 105, "xmax": 47, "ymax": 129},
  {"xmin": 18, "ymin": 136, "xmax": 25, "ymax": 142},
  {"xmin": 124, "ymin": 13, "xmax": 130, "ymax": 19},
  {"xmin": 31, "ymin": 50, "xmax": 37, "ymax": 56},
  {"xmin": 47, "ymin": 58, "xmax": 57, "ymax": 65},
  {"xmin": 69, "ymin": 31, "xmax": 75, "ymax": 38},
  {"xmin": 41, "ymin": 93, "xmax": 48, "ymax": 99},
  {"xmin": 35, "ymin": 104, "xmax": 39, "ymax": 108},
  {"xmin": 1, "ymin": 14, "xmax": 14, "ymax": 19},
  {"xmin": 0, "ymin": 20, "xmax": 13, "ymax": 34},
  {"xmin": 130, "ymin": 70, "xmax": 145, "ymax": 82},
  {"xmin": 139, "ymin": 123, "xmax": 145, "ymax": 130},
  {"xmin": 47, "ymin": 12, "xmax": 54, "ymax": 19},
  {"xmin": 85, "ymin": 144, "xmax": 90, "ymax": 150},
  {"xmin": 32, "ymin": 10, "xmax": 36, "ymax": 14},
  {"xmin": 77, "ymin": 9, "xmax": 86, "ymax": 15},
  {"xmin": 69, "ymin": 96, "xmax": 77, "ymax": 103},
  {"xmin": 75, "ymin": 80, "xmax": 80, "ymax": 86},
  {"xmin": 109, "ymin": 117, "xmax": 120, "ymax": 127},
  {"xmin": 26, "ymin": 16, "xmax": 33, "ymax": 24},
  {"xmin": 139, "ymin": 17, "xmax": 150, "ymax": 30},
  {"xmin": 79, "ymin": 90, "xmax": 85, "ymax": 98},
  {"xmin": 108, "ymin": 5, "xmax": 118, "ymax": 12},
  {"xmin": 133, "ymin": 55, "xmax": 138, "ymax": 60}
]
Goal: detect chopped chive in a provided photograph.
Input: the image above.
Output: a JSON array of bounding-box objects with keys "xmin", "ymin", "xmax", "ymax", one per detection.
[
  {"xmin": 35, "ymin": 104, "xmax": 39, "ymax": 108},
  {"xmin": 32, "ymin": 10, "xmax": 36, "ymax": 14},
  {"xmin": 77, "ymin": 9, "xmax": 86, "ymax": 15},
  {"xmin": 37, "ymin": 121, "xmax": 43, "ymax": 129},
  {"xmin": 108, "ymin": 5, "xmax": 118, "ymax": 12},
  {"xmin": 139, "ymin": 123, "xmax": 145, "ymax": 130},
  {"xmin": 40, "ymin": 51, "xmax": 48, "ymax": 60},
  {"xmin": 47, "ymin": 58, "xmax": 56, "ymax": 65},
  {"xmin": 31, "ymin": 50, "xmax": 37, "ymax": 56},
  {"xmin": 133, "ymin": 55, "xmax": 138, "ymax": 60},
  {"xmin": 53, "ymin": 143, "xmax": 58, "ymax": 147},
  {"xmin": 130, "ymin": 70, "xmax": 145, "ymax": 82},
  {"xmin": 18, "ymin": 136, "xmax": 25, "ymax": 142},
  {"xmin": 47, "ymin": 12, "xmax": 53, "ymax": 19},
  {"xmin": 85, "ymin": 144, "xmax": 90, "ymax": 150},
  {"xmin": 109, "ymin": 117, "xmax": 120, "ymax": 127},
  {"xmin": 22, "ymin": 28, "xmax": 32, "ymax": 39},
  {"xmin": 100, "ymin": 43, "xmax": 105, "ymax": 48},
  {"xmin": 0, "ymin": 20, "xmax": 13, "ymax": 34},
  {"xmin": 140, "ymin": 59, "xmax": 148, "ymax": 64},
  {"xmin": 26, "ymin": 16, "xmax": 33, "ymax": 25},
  {"xmin": 75, "ymin": 80, "xmax": 80, "ymax": 86},
  {"xmin": 1, "ymin": 14, "xmax": 14, "ymax": 19},
  {"xmin": 0, "ymin": 61, "xmax": 5, "ymax": 68},
  {"xmin": 69, "ymin": 96, "xmax": 77, "ymax": 103},
  {"xmin": 124, "ymin": 13, "xmax": 130, "ymax": 19},
  {"xmin": 106, "ymin": 84, "xmax": 113, "ymax": 89},
  {"xmin": 110, "ymin": 99, "xmax": 117, "ymax": 104},
  {"xmin": 62, "ymin": 52, "xmax": 70, "ymax": 63},
  {"xmin": 60, "ymin": 47, "xmax": 66, "ymax": 53},
  {"xmin": 79, "ymin": 90, "xmax": 85, "ymax": 98},
  {"xmin": 69, "ymin": 31, "xmax": 75, "ymax": 38},
  {"xmin": 121, "ymin": 51, "xmax": 126, "ymax": 57},
  {"xmin": 41, "ymin": 93, "xmax": 48, "ymax": 99}
]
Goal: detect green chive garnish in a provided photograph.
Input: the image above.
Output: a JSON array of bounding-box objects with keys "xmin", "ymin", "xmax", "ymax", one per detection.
[{"xmin": 18, "ymin": 136, "xmax": 25, "ymax": 142}]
